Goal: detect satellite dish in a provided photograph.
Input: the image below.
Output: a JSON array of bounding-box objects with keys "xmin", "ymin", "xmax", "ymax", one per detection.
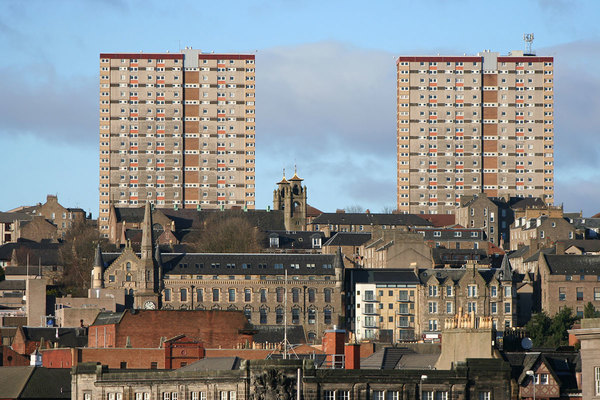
[{"xmin": 521, "ymin": 337, "xmax": 533, "ymax": 350}]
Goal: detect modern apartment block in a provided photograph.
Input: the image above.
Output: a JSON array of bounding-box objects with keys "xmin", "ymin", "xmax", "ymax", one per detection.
[
  {"xmin": 99, "ymin": 49, "xmax": 256, "ymax": 236},
  {"xmin": 397, "ymin": 50, "xmax": 554, "ymax": 214}
]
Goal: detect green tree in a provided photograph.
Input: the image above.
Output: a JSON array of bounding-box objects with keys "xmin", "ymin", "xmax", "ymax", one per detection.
[
  {"xmin": 584, "ymin": 302, "xmax": 600, "ymax": 318},
  {"xmin": 526, "ymin": 308, "xmax": 577, "ymax": 348}
]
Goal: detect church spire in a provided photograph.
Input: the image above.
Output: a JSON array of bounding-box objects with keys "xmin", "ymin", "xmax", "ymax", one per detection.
[{"xmin": 141, "ymin": 202, "xmax": 153, "ymax": 259}]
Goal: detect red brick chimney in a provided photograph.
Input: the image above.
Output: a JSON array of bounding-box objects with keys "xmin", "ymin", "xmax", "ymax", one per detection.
[
  {"xmin": 344, "ymin": 343, "xmax": 360, "ymax": 369},
  {"xmin": 322, "ymin": 326, "xmax": 345, "ymax": 368}
]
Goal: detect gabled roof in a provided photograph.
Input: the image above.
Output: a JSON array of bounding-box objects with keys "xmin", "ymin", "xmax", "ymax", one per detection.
[
  {"xmin": 418, "ymin": 213, "xmax": 456, "ymax": 227},
  {"xmin": 508, "ymin": 246, "xmax": 530, "ymax": 260},
  {"xmin": 264, "ymin": 230, "xmax": 326, "ymax": 250},
  {"xmin": 563, "ymin": 239, "xmax": 600, "ymax": 253},
  {"xmin": 0, "ymin": 241, "xmax": 61, "ymax": 264}
]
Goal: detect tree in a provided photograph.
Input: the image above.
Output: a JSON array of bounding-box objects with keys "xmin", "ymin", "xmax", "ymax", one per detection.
[
  {"xmin": 584, "ymin": 302, "xmax": 600, "ymax": 318},
  {"xmin": 380, "ymin": 205, "xmax": 396, "ymax": 214},
  {"xmin": 344, "ymin": 205, "xmax": 365, "ymax": 213},
  {"xmin": 187, "ymin": 214, "xmax": 264, "ymax": 253},
  {"xmin": 58, "ymin": 221, "xmax": 105, "ymax": 295},
  {"xmin": 526, "ymin": 308, "xmax": 577, "ymax": 348}
]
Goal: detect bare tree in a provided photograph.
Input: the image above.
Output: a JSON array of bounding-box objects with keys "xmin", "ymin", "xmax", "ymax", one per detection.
[
  {"xmin": 380, "ymin": 205, "xmax": 397, "ymax": 214},
  {"xmin": 343, "ymin": 205, "xmax": 365, "ymax": 213},
  {"xmin": 188, "ymin": 214, "xmax": 265, "ymax": 253}
]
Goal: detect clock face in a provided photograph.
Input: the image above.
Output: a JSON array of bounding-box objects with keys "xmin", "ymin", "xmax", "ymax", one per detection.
[{"xmin": 144, "ymin": 301, "xmax": 156, "ymax": 310}]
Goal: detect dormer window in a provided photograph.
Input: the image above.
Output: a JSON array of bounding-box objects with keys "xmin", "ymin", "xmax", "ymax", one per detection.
[
  {"xmin": 269, "ymin": 236, "xmax": 279, "ymax": 248},
  {"xmin": 312, "ymin": 236, "xmax": 322, "ymax": 249}
]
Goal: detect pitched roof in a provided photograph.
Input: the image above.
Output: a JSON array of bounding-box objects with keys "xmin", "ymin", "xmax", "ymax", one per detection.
[
  {"xmin": 0, "ymin": 280, "xmax": 26, "ymax": 290},
  {"xmin": 563, "ymin": 239, "xmax": 600, "ymax": 253},
  {"xmin": 0, "ymin": 365, "xmax": 34, "ymax": 398},
  {"xmin": 0, "ymin": 241, "xmax": 61, "ymax": 264},
  {"xmin": 311, "ymin": 213, "xmax": 433, "ymax": 227},
  {"xmin": 264, "ymin": 230, "xmax": 326, "ymax": 250},
  {"xmin": 418, "ymin": 214, "xmax": 456, "ymax": 227},
  {"xmin": 91, "ymin": 311, "xmax": 126, "ymax": 326},
  {"xmin": 178, "ymin": 357, "xmax": 241, "ymax": 371},
  {"xmin": 509, "ymin": 197, "xmax": 547, "ymax": 209},
  {"xmin": 19, "ymin": 367, "xmax": 71, "ymax": 398},
  {"xmin": 543, "ymin": 254, "xmax": 600, "ymax": 275},
  {"xmin": 323, "ymin": 232, "xmax": 372, "ymax": 247},
  {"xmin": 20, "ymin": 327, "xmax": 88, "ymax": 348},
  {"xmin": 350, "ymin": 269, "xmax": 420, "ymax": 284},
  {"xmin": 252, "ymin": 325, "xmax": 306, "ymax": 344}
]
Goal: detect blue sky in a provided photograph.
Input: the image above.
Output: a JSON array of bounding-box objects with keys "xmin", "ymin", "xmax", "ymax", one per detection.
[{"xmin": 1, "ymin": 0, "xmax": 599, "ymax": 216}]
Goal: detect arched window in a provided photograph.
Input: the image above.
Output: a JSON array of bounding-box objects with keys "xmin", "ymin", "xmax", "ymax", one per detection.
[
  {"xmin": 126, "ymin": 262, "xmax": 131, "ymax": 271},
  {"xmin": 276, "ymin": 307, "xmax": 284, "ymax": 324}
]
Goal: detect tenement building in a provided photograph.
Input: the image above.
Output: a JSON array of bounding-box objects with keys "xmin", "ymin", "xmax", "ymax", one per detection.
[
  {"xmin": 397, "ymin": 50, "xmax": 554, "ymax": 214},
  {"xmin": 94, "ymin": 203, "xmax": 343, "ymax": 341},
  {"xmin": 99, "ymin": 49, "xmax": 256, "ymax": 237}
]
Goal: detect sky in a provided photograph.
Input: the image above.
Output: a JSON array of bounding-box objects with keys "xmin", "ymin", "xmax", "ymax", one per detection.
[{"xmin": 1, "ymin": 0, "xmax": 599, "ymax": 217}]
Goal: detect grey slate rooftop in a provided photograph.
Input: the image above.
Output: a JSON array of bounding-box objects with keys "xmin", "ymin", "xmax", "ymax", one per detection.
[
  {"xmin": 543, "ymin": 254, "xmax": 600, "ymax": 274},
  {"xmin": 310, "ymin": 213, "xmax": 433, "ymax": 227},
  {"xmin": 323, "ymin": 232, "xmax": 372, "ymax": 247}
]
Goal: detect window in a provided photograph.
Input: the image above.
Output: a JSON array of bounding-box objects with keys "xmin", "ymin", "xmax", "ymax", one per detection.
[
  {"xmin": 446, "ymin": 302, "xmax": 453, "ymax": 314},
  {"xmin": 491, "ymin": 302, "xmax": 497, "ymax": 314},
  {"xmin": 595, "ymin": 288, "xmax": 600, "ymax": 301},
  {"xmin": 504, "ymin": 302, "xmax": 511, "ymax": 313},
  {"xmin": 276, "ymin": 287, "xmax": 284, "ymax": 302},
  {"xmin": 180, "ymin": 288, "xmax": 187, "ymax": 302},
  {"xmin": 196, "ymin": 288, "xmax": 203, "ymax": 302},
  {"xmin": 468, "ymin": 285, "xmax": 478, "ymax": 298},
  {"xmin": 164, "ymin": 289, "xmax": 171, "ymax": 302},
  {"xmin": 491, "ymin": 286, "xmax": 497, "ymax": 297},
  {"xmin": 276, "ymin": 308, "xmax": 284, "ymax": 324},
  {"xmin": 260, "ymin": 308, "xmax": 267, "ymax": 324},
  {"xmin": 468, "ymin": 302, "xmax": 477, "ymax": 313},
  {"xmin": 428, "ymin": 302, "xmax": 438, "ymax": 313},
  {"xmin": 324, "ymin": 289, "xmax": 331, "ymax": 303},
  {"xmin": 577, "ymin": 288, "xmax": 584, "ymax": 301},
  {"xmin": 308, "ymin": 308, "xmax": 316, "ymax": 324},
  {"xmin": 504, "ymin": 286, "xmax": 512, "ymax": 297},
  {"xmin": 308, "ymin": 288, "xmax": 315, "ymax": 302},
  {"xmin": 428, "ymin": 319, "xmax": 438, "ymax": 331},
  {"xmin": 428, "ymin": 285, "xmax": 438, "ymax": 297},
  {"xmin": 229, "ymin": 288, "xmax": 236, "ymax": 302},
  {"xmin": 292, "ymin": 288, "xmax": 300, "ymax": 303},
  {"xmin": 478, "ymin": 392, "xmax": 490, "ymax": 400},
  {"xmin": 324, "ymin": 309, "xmax": 332, "ymax": 324},
  {"xmin": 292, "ymin": 308, "xmax": 300, "ymax": 324},
  {"xmin": 446, "ymin": 286, "xmax": 453, "ymax": 297},
  {"xmin": 566, "ymin": 275, "xmax": 572, "ymax": 281},
  {"xmin": 260, "ymin": 289, "xmax": 267, "ymax": 302},
  {"xmin": 372, "ymin": 391, "xmax": 384, "ymax": 400},
  {"xmin": 559, "ymin": 287, "xmax": 566, "ymax": 301},
  {"xmin": 595, "ymin": 366, "xmax": 600, "ymax": 395},
  {"xmin": 212, "ymin": 288, "xmax": 219, "ymax": 302}
]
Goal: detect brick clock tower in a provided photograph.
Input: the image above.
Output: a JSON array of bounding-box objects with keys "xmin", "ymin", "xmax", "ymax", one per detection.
[{"xmin": 273, "ymin": 168, "xmax": 307, "ymax": 231}]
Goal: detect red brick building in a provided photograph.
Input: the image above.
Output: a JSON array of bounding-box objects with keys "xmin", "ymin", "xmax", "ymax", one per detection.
[{"xmin": 88, "ymin": 309, "xmax": 255, "ymax": 349}]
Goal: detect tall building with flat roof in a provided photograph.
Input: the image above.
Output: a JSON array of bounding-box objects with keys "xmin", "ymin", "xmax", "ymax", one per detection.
[
  {"xmin": 99, "ymin": 49, "xmax": 256, "ymax": 236},
  {"xmin": 397, "ymin": 50, "xmax": 554, "ymax": 214}
]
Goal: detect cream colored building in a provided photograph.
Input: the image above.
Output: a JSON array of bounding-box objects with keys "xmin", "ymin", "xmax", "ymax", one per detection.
[
  {"xmin": 397, "ymin": 51, "xmax": 554, "ymax": 214},
  {"xmin": 99, "ymin": 49, "xmax": 256, "ymax": 237}
]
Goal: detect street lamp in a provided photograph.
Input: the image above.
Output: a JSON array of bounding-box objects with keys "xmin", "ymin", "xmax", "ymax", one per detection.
[
  {"xmin": 420, "ymin": 375, "xmax": 428, "ymax": 400},
  {"xmin": 526, "ymin": 370, "xmax": 535, "ymax": 400}
]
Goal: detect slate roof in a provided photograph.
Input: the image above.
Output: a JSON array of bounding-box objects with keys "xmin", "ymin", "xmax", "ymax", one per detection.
[
  {"xmin": 418, "ymin": 214, "xmax": 456, "ymax": 227},
  {"xmin": 0, "ymin": 241, "xmax": 61, "ymax": 265},
  {"xmin": 508, "ymin": 246, "xmax": 531, "ymax": 260},
  {"xmin": 178, "ymin": 357, "xmax": 241, "ymax": 371},
  {"xmin": 543, "ymin": 254, "xmax": 600, "ymax": 275},
  {"xmin": 323, "ymin": 232, "xmax": 372, "ymax": 247},
  {"xmin": 0, "ymin": 280, "xmax": 26, "ymax": 290},
  {"xmin": 563, "ymin": 240, "xmax": 600, "ymax": 253},
  {"xmin": 413, "ymin": 227, "xmax": 484, "ymax": 241},
  {"xmin": 524, "ymin": 247, "xmax": 555, "ymax": 263},
  {"xmin": 361, "ymin": 347, "xmax": 439, "ymax": 370},
  {"xmin": 91, "ymin": 311, "xmax": 126, "ymax": 326},
  {"xmin": 311, "ymin": 213, "xmax": 433, "ymax": 227},
  {"xmin": 349, "ymin": 269, "xmax": 420, "ymax": 284},
  {"xmin": 0, "ymin": 211, "xmax": 32, "ymax": 223},
  {"xmin": 509, "ymin": 197, "xmax": 547, "ymax": 209},
  {"xmin": 19, "ymin": 367, "xmax": 71, "ymax": 399},
  {"xmin": 100, "ymin": 252, "xmax": 343, "ymax": 276},
  {"xmin": 20, "ymin": 327, "xmax": 88, "ymax": 348},
  {"xmin": 252, "ymin": 325, "xmax": 306, "ymax": 344},
  {"xmin": 264, "ymin": 230, "xmax": 326, "ymax": 250},
  {"xmin": 0, "ymin": 365, "xmax": 34, "ymax": 398}
]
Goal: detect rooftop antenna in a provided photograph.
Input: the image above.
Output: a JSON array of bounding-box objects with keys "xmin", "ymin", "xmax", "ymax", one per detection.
[{"xmin": 523, "ymin": 33, "xmax": 534, "ymax": 55}]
